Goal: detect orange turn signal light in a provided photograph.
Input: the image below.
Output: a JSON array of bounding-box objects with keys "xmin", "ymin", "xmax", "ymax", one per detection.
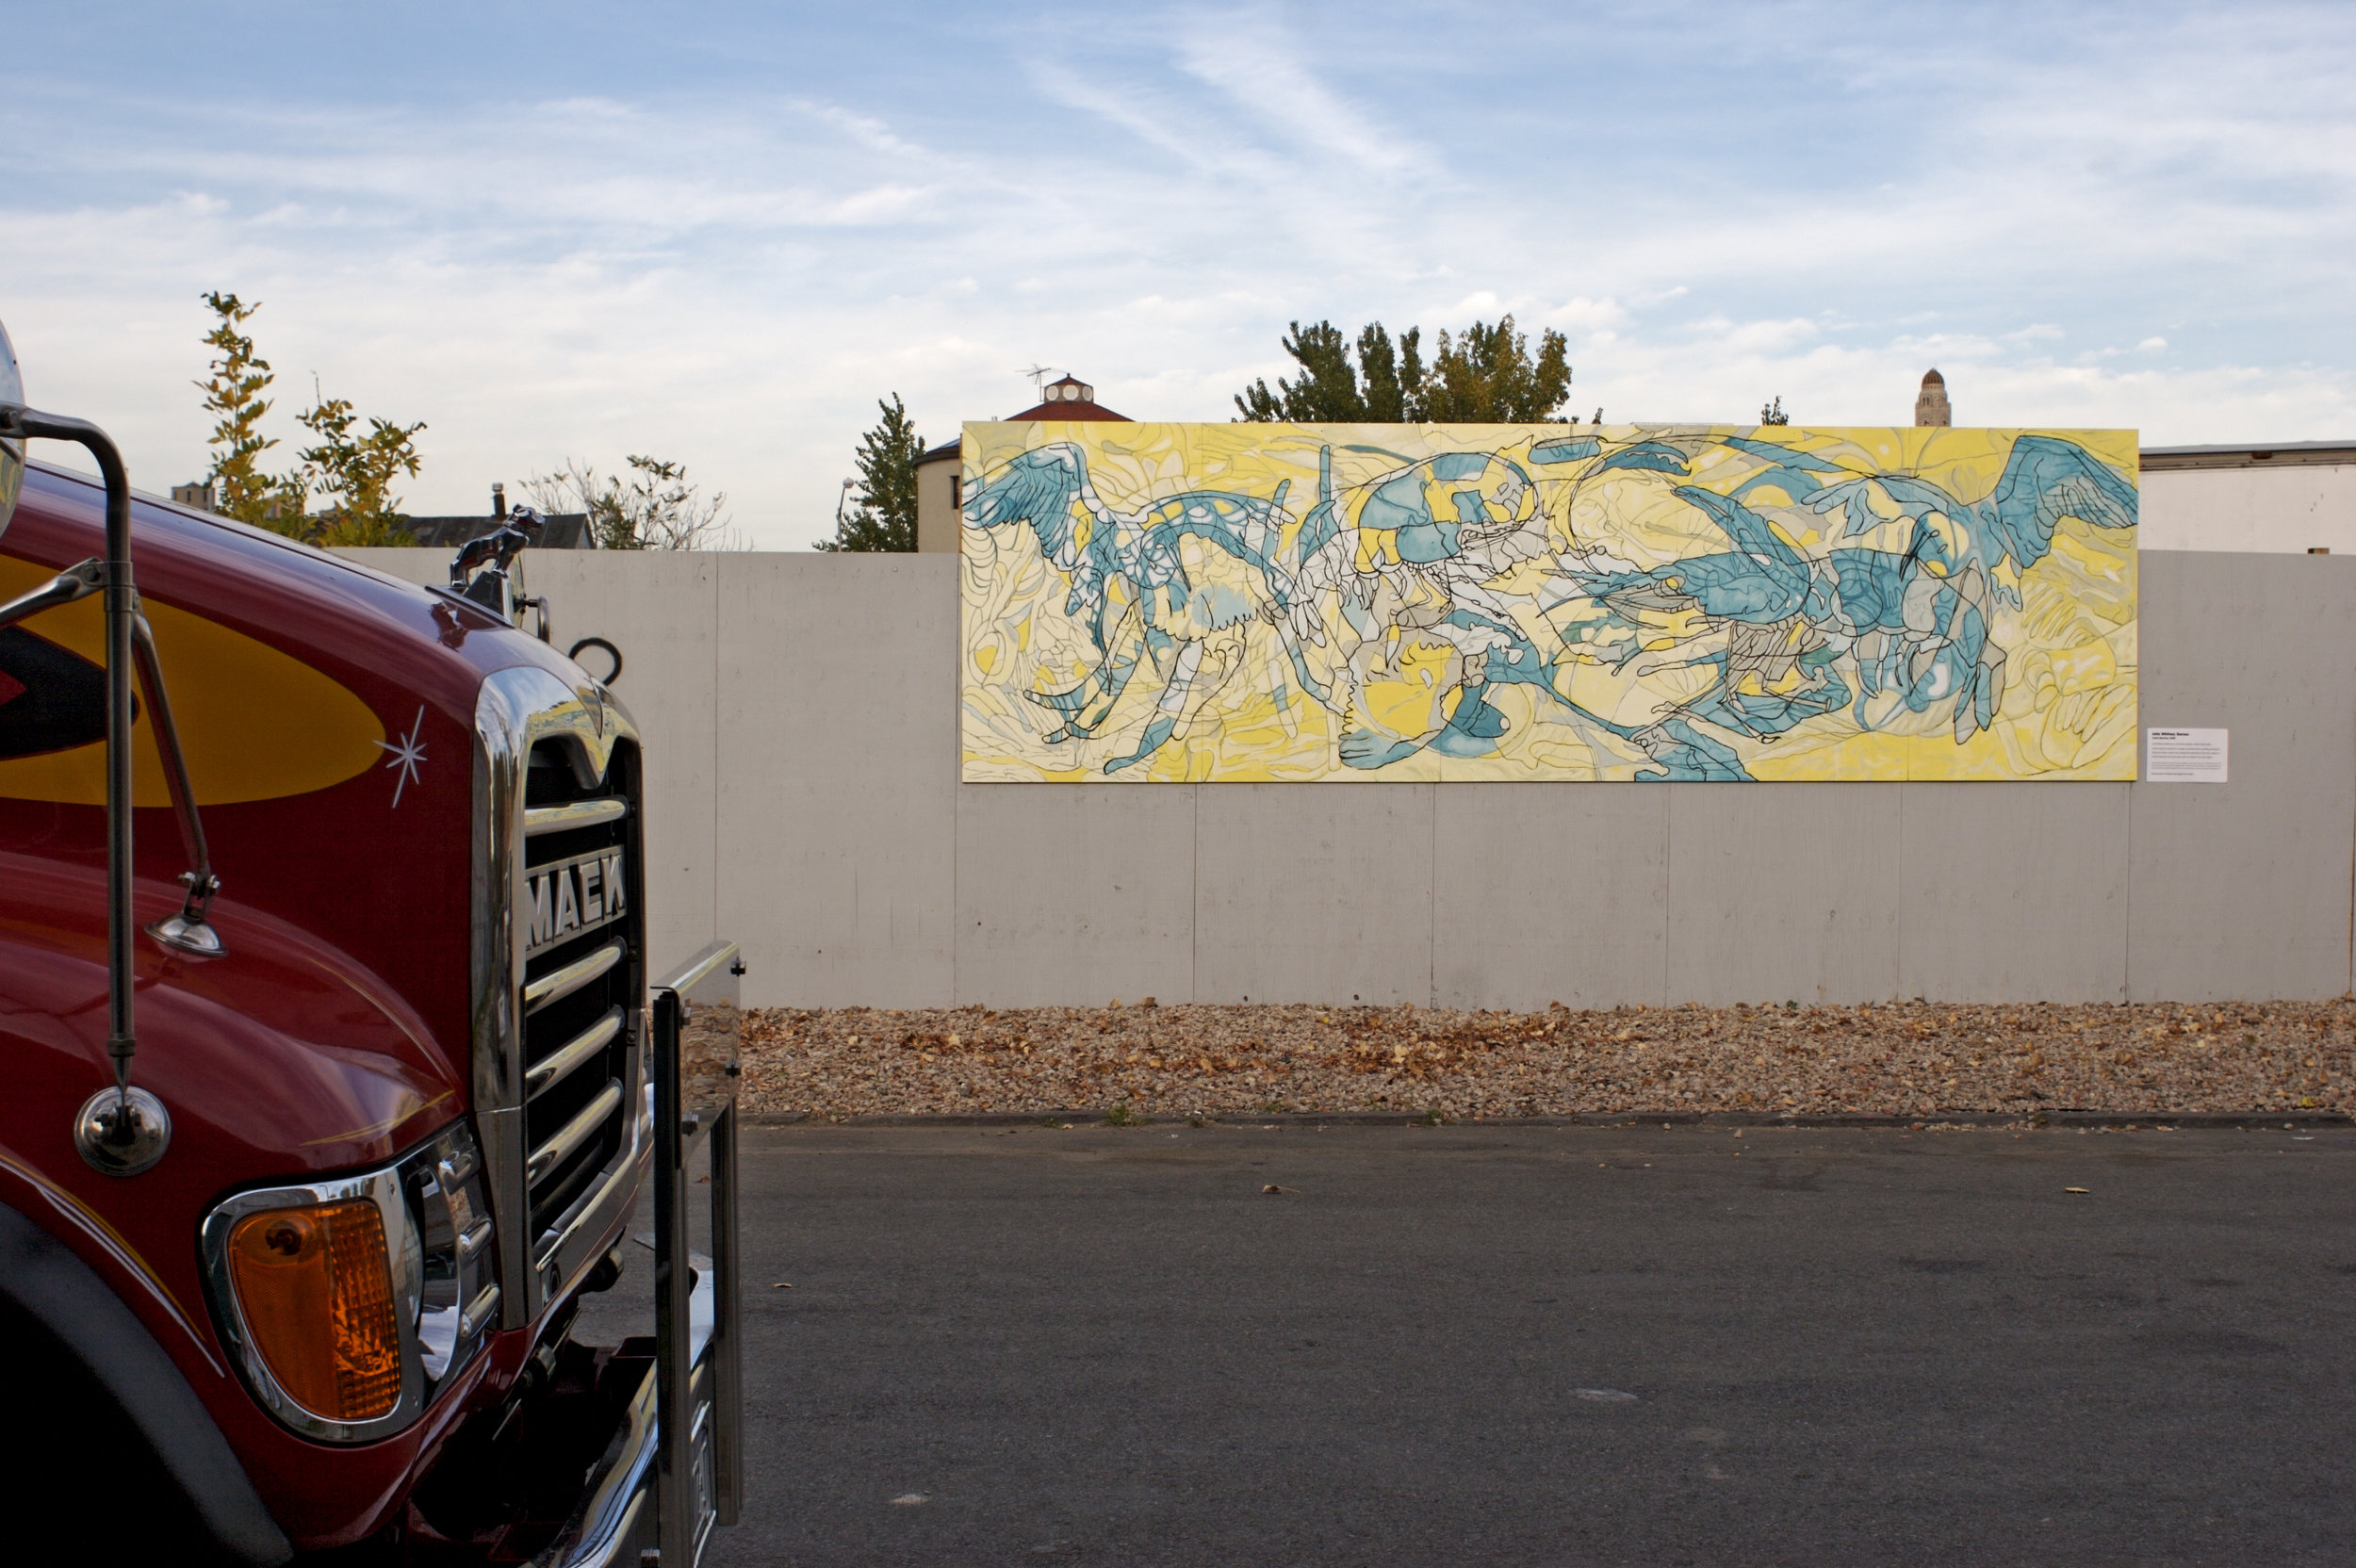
[{"xmin": 226, "ymin": 1200, "xmax": 402, "ymax": 1422}]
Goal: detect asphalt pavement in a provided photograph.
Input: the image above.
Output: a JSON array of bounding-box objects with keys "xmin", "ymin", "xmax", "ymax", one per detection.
[{"xmin": 695, "ymin": 1119, "xmax": 2356, "ymax": 1567}]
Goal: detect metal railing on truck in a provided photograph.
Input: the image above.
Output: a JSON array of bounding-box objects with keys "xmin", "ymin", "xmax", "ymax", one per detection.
[
  {"xmin": 652, "ymin": 940, "xmax": 745, "ymax": 1563},
  {"xmin": 533, "ymin": 939, "xmax": 744, "ymax": 1568}
]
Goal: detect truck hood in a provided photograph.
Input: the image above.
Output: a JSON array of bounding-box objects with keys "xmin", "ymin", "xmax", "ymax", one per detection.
[
  {"xmin": 1, "ymin": 852, "xmax": 462, "ymax": 1176},
  {"xmin": 2, "ymin": 461, "xmax": 604, "ymax": 1123}
]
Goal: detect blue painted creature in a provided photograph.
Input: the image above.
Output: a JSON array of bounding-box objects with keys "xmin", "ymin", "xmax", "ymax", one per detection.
[
  {"xmin": 963, "ymin": 443, "xmax": 1302, "ymax": 774},
  {"xmin": 1285, "ymin": 443, "xmax": 1567, "ymax": 769},
  {"xmin": 1552, "ymin": 433, "xmax": 2137, "ymax": 757}
]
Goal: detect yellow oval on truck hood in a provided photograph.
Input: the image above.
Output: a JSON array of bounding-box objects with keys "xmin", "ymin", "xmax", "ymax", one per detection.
[{"xmin": 0, "ymin": 554, "xmax": 385, "ymax": 806}]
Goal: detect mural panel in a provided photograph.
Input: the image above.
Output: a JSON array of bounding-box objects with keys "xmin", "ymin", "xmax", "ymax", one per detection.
[{"xmin": 960, "ymin": 423, "xmax": 2137, "ymax": 783}]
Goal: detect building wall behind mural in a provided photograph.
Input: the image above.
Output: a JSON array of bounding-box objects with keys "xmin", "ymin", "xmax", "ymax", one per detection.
[{"xmin": 959, "ymin": 422, "xmax": 2138, "ymax": 783}]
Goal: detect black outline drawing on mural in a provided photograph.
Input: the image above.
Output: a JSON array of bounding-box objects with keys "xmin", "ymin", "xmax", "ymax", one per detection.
[{"xmin": 963, "ymin": 428, "xmax": 2136, "ymax": 780}]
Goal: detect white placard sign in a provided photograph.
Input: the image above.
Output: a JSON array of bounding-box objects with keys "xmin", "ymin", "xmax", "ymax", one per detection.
[{"xmin": 2147, "ymin": 728, "xmax": 2228, "ymax": 783}]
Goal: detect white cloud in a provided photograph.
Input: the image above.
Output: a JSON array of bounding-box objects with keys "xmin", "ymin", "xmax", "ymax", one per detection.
[
  {"xmin": 1718, "ymin": 318, "xmax": 1819, "ymax": 353},
  {"xmin": 1029, "ymin": 61, "xmax": 1229, "ymax": 173},
  {"xmin": 1171, "ymin": 16, "xmax": 1428, "ymax": 178},
  {"xmin": 1543, "ymin": 297, "xmax": 1629, "ymax": 334}
]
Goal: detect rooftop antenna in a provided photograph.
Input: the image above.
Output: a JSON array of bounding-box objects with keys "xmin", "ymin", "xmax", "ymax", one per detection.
[{"xmin": 1022, "ymin": 365, "xmax": 1055, "ymax": 398}]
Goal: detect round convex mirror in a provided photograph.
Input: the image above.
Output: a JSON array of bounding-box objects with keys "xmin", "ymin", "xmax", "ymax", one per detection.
[{"xmin": 0, "ymin": 318, "xmax": 23, "ymax": 539}]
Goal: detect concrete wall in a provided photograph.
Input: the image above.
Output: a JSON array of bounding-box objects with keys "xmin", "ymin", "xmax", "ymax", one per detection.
[{"xmin": 338, "ymin": 547, "xmax": 2356, "ymax": 1008}]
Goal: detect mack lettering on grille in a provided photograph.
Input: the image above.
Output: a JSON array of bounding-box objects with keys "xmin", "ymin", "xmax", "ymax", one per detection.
[{"xmin": 527, "ymin": 850, "xmax": 628, "ymax": 954}]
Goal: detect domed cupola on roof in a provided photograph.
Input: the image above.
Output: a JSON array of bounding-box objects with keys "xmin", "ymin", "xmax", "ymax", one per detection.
[
  {"xmin": 1010, "ymin": 373, "xmax": 1131, "ymax": 422},
  {"xmin": 1914, "ymin": 368, "xmax": 1953, "ymax": 428}
]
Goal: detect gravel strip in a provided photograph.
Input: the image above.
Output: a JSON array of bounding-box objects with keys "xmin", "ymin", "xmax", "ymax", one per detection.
[{"xmin": 741, "ymin": 999, "xmax": 2356, "ymax": 1122}]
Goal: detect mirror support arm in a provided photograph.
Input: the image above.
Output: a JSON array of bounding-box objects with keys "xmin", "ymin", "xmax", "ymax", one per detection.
[
  {"xmin": 0, "ymin": 402, "xmax": 188, "ymax": 1173},
  {"xmin": 0, "ymin": 556, "xmax": 225, "ymax": 957},
  {"xmin": 0, "ymin": 403, "xmax": 139, "ymax": 1096},
  {"xmin": 0, "ymin": 556, "xmax": 104, "ymax": 629},
  {"xmin": 131, "ymin": 613, "xmax": 222, "ymax": 955}
]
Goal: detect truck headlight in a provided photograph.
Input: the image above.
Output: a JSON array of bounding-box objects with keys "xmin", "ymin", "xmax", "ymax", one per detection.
[
  {"xmin": 224, "ymin": 1200, "xmax": 403, "ymax": 1422},
  {"xmin": 203, "ymin": 1120, "xmax": 499, "ymax": 1443}
]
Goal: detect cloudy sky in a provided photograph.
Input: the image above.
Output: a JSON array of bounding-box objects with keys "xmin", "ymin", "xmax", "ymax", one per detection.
[{"xmin": 5, "ymin": 1, "xmax": 2350, "ymax": 547}]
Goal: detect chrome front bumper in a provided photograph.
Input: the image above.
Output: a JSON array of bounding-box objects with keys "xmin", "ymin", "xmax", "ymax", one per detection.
[{"xmin": 533, "ymin": 1342, "xmax": 657, "ymax": 1568}]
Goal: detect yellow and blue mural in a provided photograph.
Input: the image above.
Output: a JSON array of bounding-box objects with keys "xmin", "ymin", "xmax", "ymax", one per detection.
[{"xmin": 959, "ymin": 423, "xmax": 2137, "ymax": 783}]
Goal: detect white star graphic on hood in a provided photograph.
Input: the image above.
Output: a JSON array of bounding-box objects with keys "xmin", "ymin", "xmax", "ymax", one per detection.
[{"xmin": 375, "ymin": 705, "xmax": 427, "ymax": 808}]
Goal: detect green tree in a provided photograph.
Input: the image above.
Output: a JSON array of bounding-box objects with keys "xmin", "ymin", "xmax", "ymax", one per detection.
[
  {"xmin": 1355, "ymin": 322, "xmax": 1419, "ymax": 422},
  {"xmin": 296, "ymin": 389, "xmax": 426, "ymax": 547},
  {"xmin": 195, "ymin": 291, "xmax": 306, "ymax": 532},
  {"xmin": 1759, "ymin": 396, "xmax": 1790, "ymax": 426},
  {"xmin": 819, "ymin": 393, "xmax": 923, "ymax": 552},
  {"xmin": 198, "ymin": 291, "xmax": 431, "ymax": 544},
  {"xmin": 1415, "ymin": 316, "xmax": 1572, "ymax": 422},
  {"xmin": 528, "ymin": 456, "xmax": 735, "ymax": 549},
  {"xmin": 1234, "ymin": 321, "xmax": 1357, "ymax": 420},
  {"xmin": 1235, "ymin": 314, "xmax": 1567, "ymax": 423}
]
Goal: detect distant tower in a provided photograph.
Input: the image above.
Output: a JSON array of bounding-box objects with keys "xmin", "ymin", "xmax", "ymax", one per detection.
[{"xmin": 1914, "ymin": 368, "xmax": 1952, "ymax": 427}]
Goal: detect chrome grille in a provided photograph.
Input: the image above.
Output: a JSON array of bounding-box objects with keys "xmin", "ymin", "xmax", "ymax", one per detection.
[
  {"xmin": 474, "ymin": 666, "xmax": 650, "ymax": 1331},
  {"xmin": 518, "ymin": 738, "xmax": 641, "ymax": 1246}
]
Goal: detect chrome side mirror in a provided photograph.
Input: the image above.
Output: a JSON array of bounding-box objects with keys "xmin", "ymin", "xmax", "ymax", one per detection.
[{"xmin": 0, "ymin": 318, "xmax": 24, "ymax": 539}]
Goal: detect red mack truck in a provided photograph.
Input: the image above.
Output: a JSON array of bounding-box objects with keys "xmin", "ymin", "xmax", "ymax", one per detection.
[{"xmin": 0, "ymin": 318, "xmax": 744, "ymax": 1566}]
